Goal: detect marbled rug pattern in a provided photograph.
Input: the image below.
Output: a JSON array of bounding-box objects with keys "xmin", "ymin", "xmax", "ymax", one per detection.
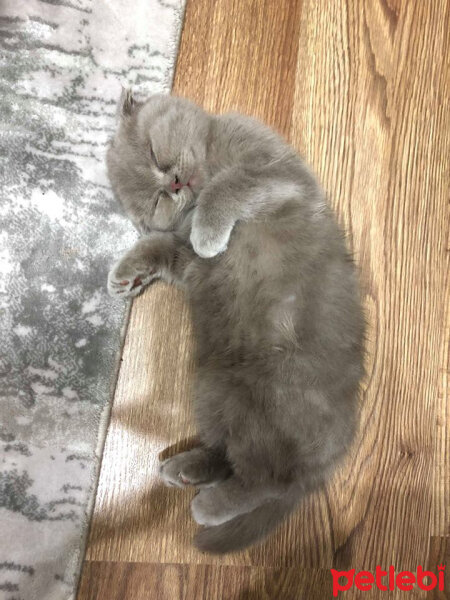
[{"xmin": 0, "ymin": 1, "xmax": 185, "ymax": 598}]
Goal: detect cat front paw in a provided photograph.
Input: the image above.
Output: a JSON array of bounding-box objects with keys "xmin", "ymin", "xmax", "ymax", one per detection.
[
  {"xmin": 107, "ymin": 259, "xmax": 157, "ymax": 298},
  {"xmin": 190, "ymin": 222, "xmax": 233, "ymax": 259}
]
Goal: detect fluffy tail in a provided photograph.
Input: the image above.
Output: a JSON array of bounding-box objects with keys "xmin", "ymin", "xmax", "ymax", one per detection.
[{"xmin": 194, "ymin": 493, "xmax": 298, "ymax": 554}]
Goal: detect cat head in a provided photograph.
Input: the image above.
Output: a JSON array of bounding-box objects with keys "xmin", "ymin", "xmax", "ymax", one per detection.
[{"xmin": 107, "ymin": 91, "xmax": 210, "ymax": 233}]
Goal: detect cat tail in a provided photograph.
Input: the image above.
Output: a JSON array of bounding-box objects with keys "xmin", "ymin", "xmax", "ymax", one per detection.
[{"xmin": 194, "ymin": 492, "xmax": 298, "ymax": 554}]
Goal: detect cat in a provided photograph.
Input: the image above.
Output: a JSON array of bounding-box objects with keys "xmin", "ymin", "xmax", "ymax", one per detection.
[{"xmin": 106, "ymin": 90, "xmax": 365, "ymax": 554}]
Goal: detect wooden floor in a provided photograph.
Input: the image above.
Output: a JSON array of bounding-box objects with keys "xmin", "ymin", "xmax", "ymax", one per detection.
[{"xmin": 77, "ymin": 0, "xmax": 449, "ymax": 598}]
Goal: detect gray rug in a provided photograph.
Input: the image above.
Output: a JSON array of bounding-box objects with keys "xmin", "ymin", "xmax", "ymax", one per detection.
[{"xmin": 0, "ymin": 1, "xmax": 185, "ymax": 598}]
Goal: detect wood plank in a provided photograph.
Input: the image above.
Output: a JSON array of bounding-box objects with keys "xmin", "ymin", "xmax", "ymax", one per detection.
[
  {"xmin": 79, "ymin": 0, "xmax": 450, "ymax": 597},
  {"xmin": 78, "ymin": 561, "xmax": 332, "ymax": 600},
  {"xmin": 291, "ymin": 0, "xmax": 450, "ymax": 571},
  {"xmin": 428, "ymin": 538, "xmax": 449, "ymax": 600},
  {"xmin": 174, "ymin": 0, "xmax": 303, "ymax": 137},
  {"xmin": 84, "ymin": 0, "xmax": 316, "ymax": 569}
]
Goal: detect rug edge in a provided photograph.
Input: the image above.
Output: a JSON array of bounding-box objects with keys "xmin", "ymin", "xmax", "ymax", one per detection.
[{"xmin": 71, "ymin": 1, "xmax": 188, "ymax": 595}]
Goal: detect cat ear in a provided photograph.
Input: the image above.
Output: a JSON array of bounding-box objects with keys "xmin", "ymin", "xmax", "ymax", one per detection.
[{"xmin": 119, "ymin": 87, "xmax": 136, "ymax": 118}]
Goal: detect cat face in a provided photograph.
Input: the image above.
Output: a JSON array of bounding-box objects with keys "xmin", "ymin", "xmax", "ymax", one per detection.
[{"xmin": 107, "ymin": 93, "xmax": 210, "ymax": 233}]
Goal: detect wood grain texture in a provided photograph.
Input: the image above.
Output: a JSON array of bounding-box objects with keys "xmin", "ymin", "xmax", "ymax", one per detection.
[
  {"xmin": 78, "ymin": 562, "xmax": 332, "ymax": 600},
  {"xmin": 428, "ymin": 537, "xmax": 450, "ymax": 599},
  {"xmin": 78, "ymin": 0, "xmax": 449, "ymax": 597}
]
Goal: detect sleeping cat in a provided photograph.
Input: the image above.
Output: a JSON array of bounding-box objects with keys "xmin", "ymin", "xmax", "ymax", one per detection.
[{"xmin": 106, "ymin": 91, "xmax": 365, "ymax": 554}]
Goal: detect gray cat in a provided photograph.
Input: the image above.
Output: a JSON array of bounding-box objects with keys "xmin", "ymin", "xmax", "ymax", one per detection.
[{"xmin": 106, "ymin": 91, "xmax": 365, "ymax": 554}]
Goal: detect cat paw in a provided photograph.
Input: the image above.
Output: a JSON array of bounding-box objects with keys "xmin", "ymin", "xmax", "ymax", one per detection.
[
  {"xmin": 159, "ymin": 450, "xmax": 227, "ymax": 488},
  {"xmin": 190, "ymin": 221, "xmax": 233, "ymax": 259},
  {"xmin": 159, "ymin": 455, "xmax": 197, "ymax": 488},
  {"xmin": 191, "ymin": 488, "xmax": 234, "ymax": 526},
  {"xmin": 107, "ymin": 260, "xmax": 157, "ymax": 298}
]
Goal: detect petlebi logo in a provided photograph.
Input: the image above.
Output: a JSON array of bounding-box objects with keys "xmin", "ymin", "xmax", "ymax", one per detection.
[{"xmin": 330, "ymin": 565, "xmax": 446, "ymax": 596}]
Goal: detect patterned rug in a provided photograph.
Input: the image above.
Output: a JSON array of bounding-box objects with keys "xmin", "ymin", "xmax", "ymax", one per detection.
[{"xmin": 0, "ymin": 1, "xmax": 185, "ymax": 598}]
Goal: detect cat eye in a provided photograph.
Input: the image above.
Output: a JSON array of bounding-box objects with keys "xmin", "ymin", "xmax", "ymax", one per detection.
[
  {"xmin": 149, "ymin": 143, "xmax": 170, "ymax": 173},
  {"xmin": 149, "ymin": 144, "xmax": 160, "ymax": 169}
]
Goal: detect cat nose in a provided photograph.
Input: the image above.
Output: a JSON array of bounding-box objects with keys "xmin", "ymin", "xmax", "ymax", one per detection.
[
  {"xmin": 170, "ymin": 181, "xmax": 183, "ymax": 192},
  {"xmin": 170, "ymin": 175, "xmax": 183, "ymax": 193}
]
